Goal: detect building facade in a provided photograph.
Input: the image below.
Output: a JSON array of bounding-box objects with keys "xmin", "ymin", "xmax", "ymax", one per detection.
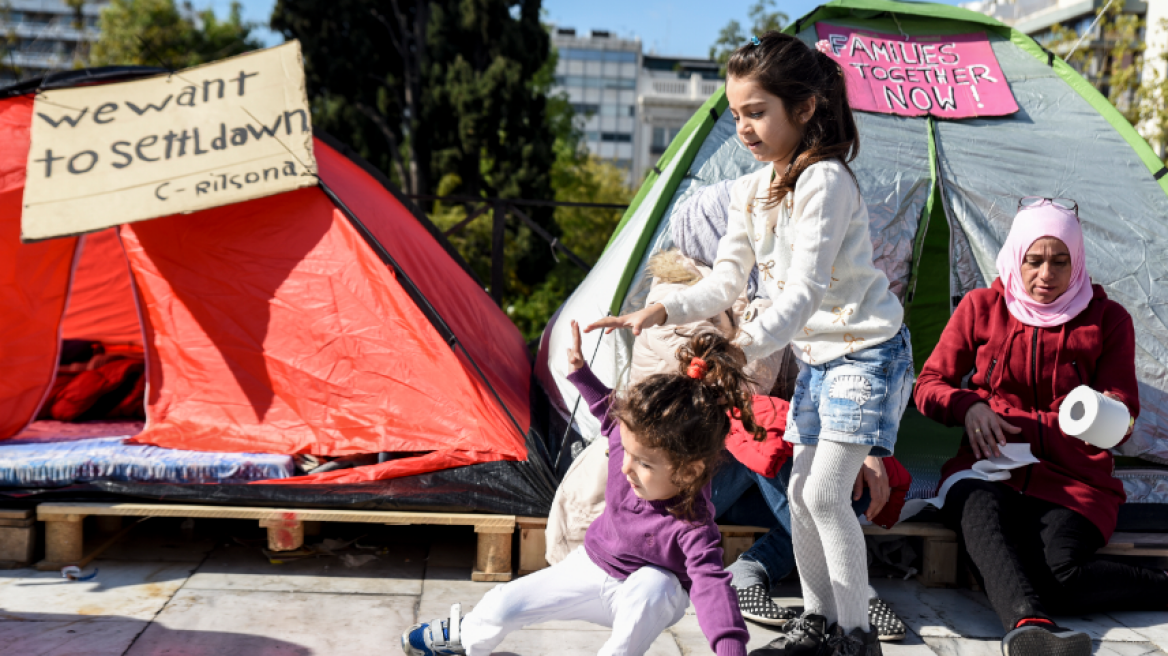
[
  {"xmin": 550, "ymin": 27, "xmax": 724, "ymax": 185},
  {"xmin": 551, "ymin": 28, "xmax": 641, "ymax": 180},
  {"xmin": 634, "ymin": 55, "xmax": 722, "ymax": 183},
  {"xmin": 0, "ymin": 0, "xmax": 106, "ymax": 86}
]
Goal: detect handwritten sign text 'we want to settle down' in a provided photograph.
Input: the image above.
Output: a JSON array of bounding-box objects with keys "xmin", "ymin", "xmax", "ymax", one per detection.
[
  {"xmin": 816, "ymin": 24, "xmax": 1019, "ymax": 119},
  {"xmin": 21, "ymin": 40, "xmax": 316, "ymax": 242}
]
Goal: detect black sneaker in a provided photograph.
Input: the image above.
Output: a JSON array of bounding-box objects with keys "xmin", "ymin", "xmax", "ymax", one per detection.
[
  {"xmin": 825, "ymin": 625, "xmax": 882, "ymax": 656},
  {"xmin": 867, "ymin": 597, "xmax": 905, "ymax": 642},
  {"xmin": 735, "ymin": 583, "xmax": 798, "ymax": 626},
  {"xmin": 748, "ymin": 613, "xmax": 832, "ymax": 656},
  {"xmin": 1001, "ymin": 623, "xmax": 1091, "ymax": 656}
]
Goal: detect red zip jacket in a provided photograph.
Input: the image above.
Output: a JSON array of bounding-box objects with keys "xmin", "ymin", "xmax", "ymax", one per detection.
[
  {"xmin": 914, "ymin": 279, "xmax": 1138, "ymax": 540},
  {"xmin": 727, "ymin": 395, "xmax": 912, "ymax": 529}
]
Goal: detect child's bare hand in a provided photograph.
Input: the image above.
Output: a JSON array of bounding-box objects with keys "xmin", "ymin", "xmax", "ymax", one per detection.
[
  {"xmin": 567, "ymin": 320, "xmax": 585, "ymax": 372},
  {"xmin": 585, "ymin": 304, "xmax": 667, "ymax": 336}
]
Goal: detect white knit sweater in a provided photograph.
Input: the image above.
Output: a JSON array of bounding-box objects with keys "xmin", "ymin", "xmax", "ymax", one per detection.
[{"xmin": 659, "ymin": 160, "xmax": 903, "ymax": 365}]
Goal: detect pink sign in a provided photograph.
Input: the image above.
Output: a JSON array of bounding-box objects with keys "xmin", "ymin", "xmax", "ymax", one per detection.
[{"xmin": 815, "ymin": 24, "xmax": 1019, "ymax": 119}]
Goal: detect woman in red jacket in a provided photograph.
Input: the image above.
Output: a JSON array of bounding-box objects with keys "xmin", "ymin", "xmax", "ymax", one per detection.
[{"xmin": 914, "ymin": 198, "xmax": 1168, "ymax": 656}]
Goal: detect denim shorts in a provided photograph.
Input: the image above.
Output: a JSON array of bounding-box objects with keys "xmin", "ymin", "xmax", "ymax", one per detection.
[{"xmin": 784, "ymin": 324, "xmax": 914, "ymax": 457}]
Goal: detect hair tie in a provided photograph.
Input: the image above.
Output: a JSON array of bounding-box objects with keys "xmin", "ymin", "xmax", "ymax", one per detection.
[
  {"xmin": 687, "ymin": 357, "xmax": 708, "ymax": 379},
  {"xmin": 750, "ymin": 35, "xmax": 760, "ymax": 46}
]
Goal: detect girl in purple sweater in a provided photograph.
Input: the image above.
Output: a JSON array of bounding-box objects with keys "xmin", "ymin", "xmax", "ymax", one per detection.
[{"xmin": 402, "ymin": 323, "xmax": 761, "ymax": 656}]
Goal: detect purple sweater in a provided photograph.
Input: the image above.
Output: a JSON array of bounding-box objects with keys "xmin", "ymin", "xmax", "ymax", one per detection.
[{"xmin": 569, "ymin": 365, "xmax": 749, "ymax": 656}]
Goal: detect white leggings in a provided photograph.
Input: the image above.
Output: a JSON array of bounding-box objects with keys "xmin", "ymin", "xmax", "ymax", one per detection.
[
  {"xmin": 459, "ymin": 547, "xmax": 689, "ymax": 656},
  {"xmin": 789, "ymin": 441, "xmax": 872, "ymax": 632}
]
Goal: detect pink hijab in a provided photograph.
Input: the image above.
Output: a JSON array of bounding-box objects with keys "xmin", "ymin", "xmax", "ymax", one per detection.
[{"xmin": 995, "ymin": 203, "xmax": 1093, "ymax": 327}]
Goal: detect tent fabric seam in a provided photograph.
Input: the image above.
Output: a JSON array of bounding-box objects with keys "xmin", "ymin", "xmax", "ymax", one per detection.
[
  {"xmin": 605, "ymin": 90, "xmax": 726, "ymax": 249},
  {"xmin": 311, "ymin": 129, "xmax": 483, "ymax": 287},
  {"xmin": 21, "ymin": 237, "xmax": 83, "ymax": 435},
  {"xmin": 905, "ymin": 116, "xmax": 940, "ymax": 307},
  {"xmin": 316, "ymin": 179, "xmax": 528, "ymax": 444},
  {"xmin": 115, "ymin": 227, "xmax": 155, "ymax": 430}
]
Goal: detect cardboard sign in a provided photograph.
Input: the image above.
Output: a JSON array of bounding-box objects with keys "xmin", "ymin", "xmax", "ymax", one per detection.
[
  {"xmin": 816, "ymin": 24, "xmax": 1019, "ymax": 119},
  {"xmin": 21, "ymin": 41, "xmax": 316, "ymax": 242}
]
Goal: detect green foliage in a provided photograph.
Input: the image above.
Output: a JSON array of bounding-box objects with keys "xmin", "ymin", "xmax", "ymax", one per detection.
[
  {"xmin": 427, "ymin": 47, "xmax": 632, "ymax": 342},
  {"xmin": 90, "ymin": 0, "xmax": 261, "ymax": 68},
  {"xmin": 710, "ymin": 0, "xmax": 788, "ymax": 74},
  {"xmin": 1136, "ymin": 19, "xmax": 1168, "ymax": 159},
  {"xmin": 507, "ymin": 155, "xmax": 632, "ymax": 341}
]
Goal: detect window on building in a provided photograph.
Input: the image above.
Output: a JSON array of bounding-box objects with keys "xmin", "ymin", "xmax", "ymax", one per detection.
[
  {"xmin": 600, "ymin": 132, "xmax": 632, "ymax": 143},
  {"xmin": 556, "ymin": 74, "xmax": 635, "ymax": 90},
  {"xmin": 572, "ymin": 103, "xmax": 599, "ymax": 116},
  {"xmin": 585, "ymin": 131, "xmax": 600, "ymax": 143},
  {"xmin": 613, "ymin": 159, "xmax": 632, "ymax": 171},
  {"xmin": 598, "ymin": 104, "xmax": 635, "ymax": 117},
  {"xmin": 603, "ymin": 77, "xmax": 636, "ymax": 90},
  {"xmin": 1073, "ymin": 15, "xmax": 1096, "ymax": 38},
  {"xmin": 651, "ymin": 126, "xmax": 682, "ymax": 155},
  {"xmin": 555, "ymin": 75, "xmax": 608, "ymax": 89},
  {"xmin": 560, "ymin": 48, "xmax": 636, "ymax": 63}
]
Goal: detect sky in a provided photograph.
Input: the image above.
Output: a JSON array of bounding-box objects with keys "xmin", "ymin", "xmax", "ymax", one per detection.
[{"xmin": 217, "ymin": 0, "xmax": 970, "ymax": 57}]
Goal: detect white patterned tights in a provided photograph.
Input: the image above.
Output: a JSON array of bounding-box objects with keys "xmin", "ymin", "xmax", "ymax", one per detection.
[{"xmin": 789, "ymin": 441, "xmax": 872, "ymax": 632}]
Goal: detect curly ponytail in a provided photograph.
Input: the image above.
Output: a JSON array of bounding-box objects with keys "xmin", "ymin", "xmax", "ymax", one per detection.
[
  {"xmin": 727, "ymin": 31, "xmax": 859, "ymax": 209},
  {"xmin": 611, "ymin": 330, "xmax": 765, "ymax": 522}
]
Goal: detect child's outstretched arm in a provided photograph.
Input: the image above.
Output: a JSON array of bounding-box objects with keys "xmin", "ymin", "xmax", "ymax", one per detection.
[
  {"xmin": 564, "ymin": 320, "xmax": 618, "ymax": 437},
  {"xmin": 586, "ymin": 180, "xmax": 754, "ymax": 337},
  {"xmin": 679, "ymin": 527, "xmax": 750, "ymax": 656}
]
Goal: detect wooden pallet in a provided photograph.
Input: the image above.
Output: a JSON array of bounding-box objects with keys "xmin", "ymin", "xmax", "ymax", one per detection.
[
  {"xmin": 862, "ymin": 522, "xmax": 959, "ymax": 587},
  {"xmin": 0, "ymin": 508, "xmax": 35, "ymax": 569},
  {"xmin": 36, "ymin": 502, "xmax": 516, "ymax": 581},
  {"xmin": 1099, "ymin": 532, "xmax": 1168, "ymax": 557},
  {"xmin": 714, "ymin": 523, "xmax": 961, "ymax": 587}
]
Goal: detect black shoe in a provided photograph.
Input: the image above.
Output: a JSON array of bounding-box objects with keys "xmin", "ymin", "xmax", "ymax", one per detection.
[
  {"xmin": 867, "ymin": 597, "xmax": 905, "ymax": 642},
  {"xmin": 748, "ymin": 613, "xmax": 832, "ymax": 656},
  {"xmin": 824, "ymin": 625, "xmax": 882, "ymax": 656},
  {"xmin": 1001, "ymin": 623, "xmax": 1091, "ymax": 656},
  {"xmin": 735, "ymin": 583, "xmax": 798, "ymax": 626}
]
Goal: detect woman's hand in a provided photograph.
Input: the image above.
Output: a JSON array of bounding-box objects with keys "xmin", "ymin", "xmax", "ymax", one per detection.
[
  {"xmin": 855, "ymin": 456, "xmax": 888, "ymax": 521},
  {"xmin": 585, "ymin": 304, "xmax": 668, "ymax": 336},
  {"xmin": 566, "ymin": 321, "xmax": 585, "ymax": 372},
  {"xmin": 964, "ymin": 402, "xmax": 1021, "ymax": 459},
  {"xmin": 1102, "ymin": 392, "xmax": 1134, "ymax": 436}
]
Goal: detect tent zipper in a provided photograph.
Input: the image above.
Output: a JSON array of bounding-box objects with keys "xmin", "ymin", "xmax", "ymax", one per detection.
[{"xmin": 1023, "ymin": 327, "xmax": 1042, "ymax": 493}]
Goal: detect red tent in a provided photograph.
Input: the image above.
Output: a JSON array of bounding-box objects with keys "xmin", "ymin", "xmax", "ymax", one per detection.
[{"xmin": 0, "ymin": 71, "xmax": 553, "ymax": 508}]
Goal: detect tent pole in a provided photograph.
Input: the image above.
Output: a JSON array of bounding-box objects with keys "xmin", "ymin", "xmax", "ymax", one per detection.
[{"xmin": 553, "ymin": 323, "xmax": 608, "ymax": 473}]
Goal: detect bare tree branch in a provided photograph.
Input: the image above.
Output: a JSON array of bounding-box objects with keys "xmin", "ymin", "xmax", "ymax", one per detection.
[{"xmin": 369, "ymin": 7, "xmax": 406, "ymax": 59}]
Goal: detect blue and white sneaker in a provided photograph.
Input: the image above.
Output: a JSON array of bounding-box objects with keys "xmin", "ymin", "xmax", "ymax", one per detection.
[{"xmin": 401, "ymin": 603, "xmax": 466, "ymax": 656}]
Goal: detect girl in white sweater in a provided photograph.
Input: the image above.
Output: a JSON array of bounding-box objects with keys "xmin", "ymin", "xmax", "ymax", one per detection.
[{"xmin": 587, "ymin": 33, "xmax": 912, "ymax": 656}]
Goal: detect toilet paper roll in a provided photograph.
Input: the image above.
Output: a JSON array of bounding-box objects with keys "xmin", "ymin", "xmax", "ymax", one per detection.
[{"xmin": 1059, "ymin": 385, "xmax": 1130, "ymax": 449}]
